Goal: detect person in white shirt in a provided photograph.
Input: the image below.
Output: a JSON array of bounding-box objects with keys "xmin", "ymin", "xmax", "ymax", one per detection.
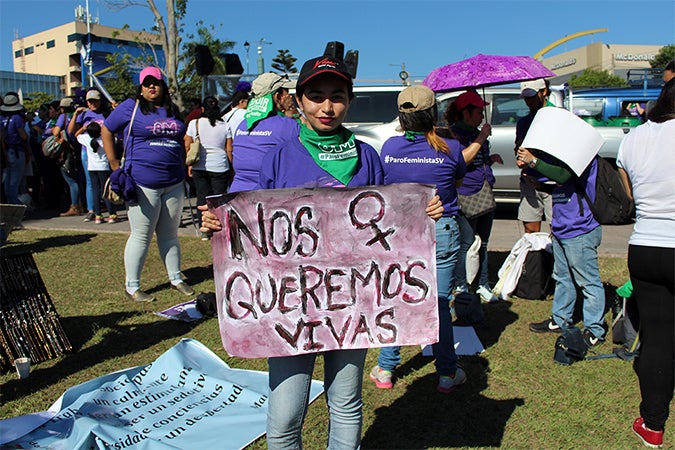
[
  {"xmin": 184, "ymin": 96, "xmax": 230, "ymax": 239},
  {"xmin": 223, "ymin": 90, "xmax": 249, "ymax": 164},
  {"xmin": 617, "ymin": 78, "xmax": 675, "ymax": 449}
]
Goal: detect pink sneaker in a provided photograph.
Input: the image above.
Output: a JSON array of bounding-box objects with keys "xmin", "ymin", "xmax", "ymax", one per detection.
[
  {"xmin": 107, "ymin": 214, "xmax": 118, "ymax": 224},
  {"xmin": 94, "ymin": 215, "xmax": 103, "ymax": 224},
  {"xmin": 632, "ymin": 417, "xmax": 664, "ymax": 448},
  {"xmin": 369, "ymin": 366, "xmax": 393, "ymax": 389}
]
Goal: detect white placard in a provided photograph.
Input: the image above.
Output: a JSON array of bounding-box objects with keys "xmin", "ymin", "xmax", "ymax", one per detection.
[{"xmin": 521, "ymin": 107, "xmax": 605, "ymax": 176}]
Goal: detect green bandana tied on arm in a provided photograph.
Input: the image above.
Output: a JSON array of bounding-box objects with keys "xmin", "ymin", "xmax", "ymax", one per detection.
[
  {"xmin": 245, "ymin": 94, "xmax": 274, "ymax": 130},
  {"xmin": 299, "ymin": 124, "xmax": 358, "ymax": 186}
]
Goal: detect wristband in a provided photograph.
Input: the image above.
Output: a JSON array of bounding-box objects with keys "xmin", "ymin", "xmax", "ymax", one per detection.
[{"xmin": 529, "ymin": 157, "xmax": 538, "ymax": 169}]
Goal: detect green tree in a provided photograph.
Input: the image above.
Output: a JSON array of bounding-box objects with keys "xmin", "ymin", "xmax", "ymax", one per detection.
[
  {"xmin": 23, "ymin": 92, "xmax": 55, "ymax": 113},
  {"xmin": 650, "ymin": 44, "xmax": 675, "ymax": 68},
  {"xmin": 271, "ymin": 49, "xmax": 298, "ymax": 74},
  {"xmin": 102, "ymin": 53, "xmax": 139, "ymax": 102},
  {"xmin": 107, "ymin": 0, "xmax": 187, "ymax": 107},
  {"xmin": 568, "ymin": 69, "xmax": 628, "ymax": 88}
]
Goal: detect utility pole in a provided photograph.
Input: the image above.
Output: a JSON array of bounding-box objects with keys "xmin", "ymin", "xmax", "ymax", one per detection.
[
  {"xmin": 244, "ymin": 41, "xmax": 250, "ymax": 76},
  {"xmin": 85, "ymin": 0, "xmax": 93, "ymax": 87},
  {"xmin": 257, "ymin": 38, "xmax": 272, "ymax": 74}
]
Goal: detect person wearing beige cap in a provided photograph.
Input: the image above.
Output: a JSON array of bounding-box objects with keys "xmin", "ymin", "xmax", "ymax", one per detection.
[
  {"xmin": 228, "ymin": 72, "xmax": 300, "ymax": 193},
  {"xmin": 445, "ymin": 91, "xmax": 502, "ymax": 303},
  {"xmin": 515, "ymin": 78, "xmax": 554, "ymax": 234},
  {"xmin": 1, "ymin": 92, "xmax": 29, "ymax": 205},
  {"xmin": 68, "ymin": 88, "xmax": 112, "ymax": 222},
  {"xmin": 372, "ymin": 85, "xmax": 488, "ymax": 394}
]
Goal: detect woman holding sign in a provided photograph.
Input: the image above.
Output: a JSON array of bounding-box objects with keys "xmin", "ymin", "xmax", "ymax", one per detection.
[
  {"xmin": 201, "ymin": 56, "xmax": 442, "ymax": 449},
  {"xmin": 372, "ymin": 86, "xmax": 490, "ymax": 394}
]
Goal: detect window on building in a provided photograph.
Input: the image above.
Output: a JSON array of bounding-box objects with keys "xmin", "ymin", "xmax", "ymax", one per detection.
[
  {"xmin": 47, "ymin": 40, "xmax": 55, "ymax": 49},
  {"xmin": 15, "ymin": 50, "xmax": 23, "ymax": 58},
  {"xmin": 24, "ymin": 46, "xmax": 34, "ymax": 55}
]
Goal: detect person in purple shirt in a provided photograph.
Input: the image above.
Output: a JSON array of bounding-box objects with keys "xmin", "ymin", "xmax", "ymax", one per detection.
[
  {"xmin": 1, "ymin": 92, "xmax": 29, "ymax": 205},
  {"xmin": 515, "ymin": 79, "xmax": 554, "ymax": 234},
  {"xmin": 517, "ymin": 147, "xmax": 606, "ymax": 346},
  {"xmin": 229, "ymin": 72, "xmax": 299, "ymax": 193},
  {"xmin": 201, "ymin": 56, "xmax": 443, "ymax": 449},
  {"xmin": 68, "ymin": 88, "xmax": 112, "ymax": 222},
  {"xmin": 102, "ymin": 66, "xmax": 195, "ymax": 303},
  {"xmin": 447, "ymin": 91, "xmax": 503, "ymax": 302},
  {"xmin": 371, "ymin": 85, "xmax": 468, "ymax": 394}
]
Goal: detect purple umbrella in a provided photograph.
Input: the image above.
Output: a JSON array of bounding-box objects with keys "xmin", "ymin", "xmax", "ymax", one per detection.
[{"xmin": 423, "ymin": 54, "xmax": 556, "ymax": 93}]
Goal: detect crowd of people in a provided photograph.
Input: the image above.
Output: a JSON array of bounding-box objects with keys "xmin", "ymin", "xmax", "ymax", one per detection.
[{"xmin": 2, "ymin": 57, "xmax": 673, "ymax": 448}]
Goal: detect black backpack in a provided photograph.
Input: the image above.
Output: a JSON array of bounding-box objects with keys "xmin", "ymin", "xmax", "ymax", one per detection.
[
  {"xmin": 576, "ymin": 156, "xmax": 634, "ymax": 225},
  {"xmin": 514, "ymin": 250, "xmax": 554, "ymax": 300}
]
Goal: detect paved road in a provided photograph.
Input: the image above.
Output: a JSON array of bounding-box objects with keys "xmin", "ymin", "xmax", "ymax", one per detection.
[{"xmin": 17, "ymin": 203, "xmax": 632, "ymax": 257}]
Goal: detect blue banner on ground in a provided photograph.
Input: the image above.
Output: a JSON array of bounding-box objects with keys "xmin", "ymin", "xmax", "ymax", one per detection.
[{"xmin": 0, "ymin": 339, "xmax": 323, "ymax": 449}]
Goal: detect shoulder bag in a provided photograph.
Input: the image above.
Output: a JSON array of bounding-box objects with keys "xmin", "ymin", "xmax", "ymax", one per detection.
[
  {"xmin": 185, "ymin": 118, "xmax": 201, "ymax": 166},
  {"xmin": 103, "ymin": 100, "xmax": 139, "ymax": 205},
  {"xmin": 458, "ymin": 178, "xmax": 496, "ymax": 220}
]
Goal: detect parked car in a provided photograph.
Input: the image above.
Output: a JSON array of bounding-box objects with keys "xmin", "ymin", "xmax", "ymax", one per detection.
[{"xmin": 346, "ymin": 84, "xmax": 661, "ymax": 203}]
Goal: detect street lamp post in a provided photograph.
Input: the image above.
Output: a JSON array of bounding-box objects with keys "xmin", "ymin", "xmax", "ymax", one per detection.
[
  {"xmin": 243, "ymin": 41, "xmax": 250, "ymax": 76},
  {"xmin": 257, "ymin": 38, "xmax": 272, "ymax": 74}
]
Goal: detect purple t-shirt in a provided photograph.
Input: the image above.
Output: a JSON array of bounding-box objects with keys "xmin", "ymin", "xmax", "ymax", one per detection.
[
  {"xmin": 551, "ymin": 157, "xmax": 600, "ymax": 239},
  {"xmin": 43, "ymin": 113, "xmax": 69, "ymax": 139},
  {"xmin": 450, "ymin": 124, "xmax": 495, "ymax": 195},
  {"xmin": 104, "ymin": 98, "xmax": 185, "ymax": 189},
  {"xmin": 230, "ymin": 114, "xmax": 300, "ymax": 193},
  {"xmin": 258, "ymin": 137, "xmax": 384, "ymax": 189},
  {"xmin": 1, "ymin": 114, "xmax": 25, "ymax": 146},
  {"xmin": 77, "ymin": 110, "xmax": 106, "ymax": 128},
  {"xmin": 380, "ymin": 135, "xmax": 466, "ymax": 217}
]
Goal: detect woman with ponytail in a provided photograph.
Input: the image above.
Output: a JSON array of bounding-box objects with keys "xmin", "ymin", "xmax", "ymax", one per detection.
[
  {"xmin": 371, "ymin": 85, "xmax": 489, "ymax": 394},
  {"xmin": 184, "ymin": 96, "xmax": 229, "ymax": 237}
]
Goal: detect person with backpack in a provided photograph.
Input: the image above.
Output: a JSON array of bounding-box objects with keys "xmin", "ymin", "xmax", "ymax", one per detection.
[
  {"xmin": 1, "ymin": 92, "xmax": 29, "ymax": 205},
  {"xmin": 516, "ymin": 147, "xmax": 606, "ymax": 348},
  {"xmin": 617, "ymin": 78, "xmax": 675, "ymax": 449}
]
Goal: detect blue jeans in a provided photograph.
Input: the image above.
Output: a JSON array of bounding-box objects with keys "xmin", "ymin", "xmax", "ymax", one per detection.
[
  {"xmin": 124, "ymin": 182, "xmax": 184, "ymax": 290},
  {"xmin": 267, "ymin": 349, "xmax": 366, "ymax": 449},
  {"xmin": 2, "ymin": 147, "xmax": 25, "ymax": 204},
  {"xmin": 81, "ymin": 148, "xmax": 94, "ymax": 211},
  {"xmin": 378, "ymin": 217, "xmax": 460, "ymax": 376},
  {"xmin": 60, "ymin": 167, "xmax": 82, "ymax": 206},
  {"xmin": 551, "ymin": 226, "xmax": 606, "ymax": 337}
]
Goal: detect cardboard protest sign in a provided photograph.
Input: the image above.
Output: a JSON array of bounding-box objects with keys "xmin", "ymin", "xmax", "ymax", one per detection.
[
  {"xmin": 207, "ymin": 184, "xmax": 439, "ymax": 358},
  {"xmin": 521, "ymin": 107, "xmax": 605, "ymax": 176}
]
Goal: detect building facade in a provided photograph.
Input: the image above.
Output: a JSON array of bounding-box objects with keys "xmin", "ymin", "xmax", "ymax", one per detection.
[
  {"xmin": 12, "ymin": 21, "xmax": 164, "ymax": 95},
  {"xmin": 542, "ymin": 42, "xmax": 664, "ymax": 84}
]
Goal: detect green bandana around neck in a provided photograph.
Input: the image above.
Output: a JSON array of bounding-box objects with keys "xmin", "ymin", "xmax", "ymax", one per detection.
[
  {"xmin": 245, "ymin": 93, "xmax": 274, "ymax": 130},
  {"xmin": 404, "ymin": 130, "xmax": 425, "ymax": 142},
  {"xmin": 299, "ymin": 124, "xmax": 358, "ymax": 186}
]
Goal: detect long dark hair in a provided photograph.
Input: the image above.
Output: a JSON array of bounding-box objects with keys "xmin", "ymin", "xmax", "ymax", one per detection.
[
  {"xmin": 135, "ymin": 79, "xmax": 183, "ymax": 120},
  {"xmin": 399, "ymin": 107, "xmax": 449, "ymax": 154},
  {"xmin": 201, "ymin": 96, "xmax": 223, "ymax": 127},
  {"xmin": 647, "ymin": 78, "xmax": 675, "ymax": 123},
  {"xmin": 444, "ymin": 102, "xmax": 479, "ymax": 126}
]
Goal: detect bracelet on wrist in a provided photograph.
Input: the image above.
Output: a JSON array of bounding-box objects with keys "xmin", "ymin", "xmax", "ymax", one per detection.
[{"xmin": 528, "ymin": 157, "xmax": 538, "ymax": 168}]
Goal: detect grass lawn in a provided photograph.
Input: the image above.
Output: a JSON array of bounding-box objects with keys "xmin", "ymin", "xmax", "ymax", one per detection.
[{"xmin": 0, "ymin": 229, "xmax": 669, "ymax": 449}]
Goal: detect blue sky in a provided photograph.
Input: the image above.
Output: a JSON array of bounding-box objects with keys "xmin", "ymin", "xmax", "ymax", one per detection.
[{"xmin": 1, "ymin": 0, "xmax": 674, "ymax": 82}]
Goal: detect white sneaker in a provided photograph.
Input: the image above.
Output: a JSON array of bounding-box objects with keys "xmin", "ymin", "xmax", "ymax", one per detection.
[
  {"xmin": 477, "ymin": 285, "xmax": 498, "ymax": 303},
  {"xmin": 437, "ymin": 367, "xmax": 467, "ymax": 393}
]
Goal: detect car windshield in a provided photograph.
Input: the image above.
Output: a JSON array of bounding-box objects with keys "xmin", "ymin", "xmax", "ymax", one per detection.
[{"xmin": 344, "ymin": 91, "xmax": 401, "ymax": 123}]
